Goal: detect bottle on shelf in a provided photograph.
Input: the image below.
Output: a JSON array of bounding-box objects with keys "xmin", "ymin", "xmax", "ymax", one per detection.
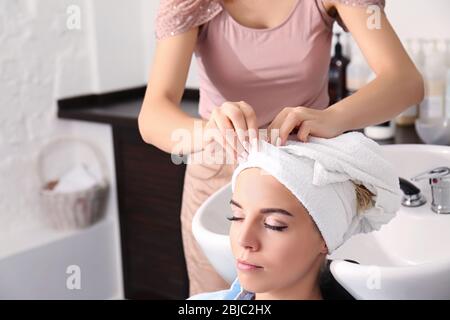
[
  {"xmin": 445, "ymin": 69, "xmax": 450, "ymax": 119},
  {"xmin": 416, "ymin": 38, "xmax": 427, "ymax": 73},
  {"xmin": 420, "ymin": 39, "xmax": 446, "ymax": 122},
  {"xmin": 445, "ymin": 39, "xmax": 450, "ymax": 68},
  {"xmin": 328, "ymin": 32, "xmax": 350, "ymax": 105},
  {"xmin": 445, "ymin": 39, "xmax": 450, "ymax": 119}
]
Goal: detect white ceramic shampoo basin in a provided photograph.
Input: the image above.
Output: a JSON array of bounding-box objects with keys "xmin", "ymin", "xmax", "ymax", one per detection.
[{"xmin": 192, "ymin": 144, "xmax": 450, "ymax": 299}]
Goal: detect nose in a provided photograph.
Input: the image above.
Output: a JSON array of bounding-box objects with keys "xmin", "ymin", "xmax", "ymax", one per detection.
[{"xmin": 237, "ymin": 219, "xmax": 260, "ymax": 251}]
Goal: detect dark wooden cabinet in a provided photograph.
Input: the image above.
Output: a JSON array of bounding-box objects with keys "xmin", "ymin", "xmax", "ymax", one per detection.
[{"xmin": 113, "ymin": 126, "xmax": 189, "ymax": 299}]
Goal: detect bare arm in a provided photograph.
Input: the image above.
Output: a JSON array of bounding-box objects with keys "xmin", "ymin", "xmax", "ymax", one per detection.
[
  {"xmin": 138, "ymin": 27, "xmax": 207, "ymax": 155},
  {"xmin": 326, "ymin": 3, "xmax": 425, "ymax": 131}
]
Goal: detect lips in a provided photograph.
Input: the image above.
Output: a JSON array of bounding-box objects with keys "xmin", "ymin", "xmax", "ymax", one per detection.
[{"xmin": 237, "ymin": 259, "xmax": 263, "ymax": 271}]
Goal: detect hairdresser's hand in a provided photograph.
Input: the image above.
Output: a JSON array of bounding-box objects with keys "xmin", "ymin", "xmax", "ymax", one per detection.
[
  {"xmin": 203, "ymin": 101, "xmax": 259, "ymax": 161},
  {"xmin": 267, "ymin": 106, "xmax": 344, "ymax": 145}
]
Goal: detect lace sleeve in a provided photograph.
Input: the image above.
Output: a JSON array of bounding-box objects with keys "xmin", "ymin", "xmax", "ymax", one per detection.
[
  {"xmin": 155, "ymin": 0, "xmax": 223, "ymax": 40},
  {"xmin": 324, "ymin": 0, "xmax": 386, "ymax": 32}
]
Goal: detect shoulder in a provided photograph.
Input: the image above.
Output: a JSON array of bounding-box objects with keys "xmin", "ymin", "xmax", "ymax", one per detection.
[
  {"xmin": 319, "ymin": 0, "xmax": 386, "ymax": 32},
  {"xmin": 155, "ymin": 0, "xmax": 223, "ymax": 40}
]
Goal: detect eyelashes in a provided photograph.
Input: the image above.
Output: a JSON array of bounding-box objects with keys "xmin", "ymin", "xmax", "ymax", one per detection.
[
  {"xmin": 226, "ymin": 216, "xmax": 288, "ymax": 232},
  {"xmin": 226, "ymin": 216, "xmax": 243, "ymax": 223},
  {"xmin": 264, "ymin": 223, "xmax": 288, "ymax": 232}
]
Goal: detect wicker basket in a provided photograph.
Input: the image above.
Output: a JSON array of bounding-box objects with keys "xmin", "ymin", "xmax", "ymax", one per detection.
[{"xmin": 38, "ymin": 137, "xmax": 110, "ymax": 230}]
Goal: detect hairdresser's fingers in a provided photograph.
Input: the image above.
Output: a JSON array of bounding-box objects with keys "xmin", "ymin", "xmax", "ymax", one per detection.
[
  {"xmin": 220, "ymin": 102, "xmax": 248, "ymax": 155},
  {"xmin": 249, "ymin": 136, "xmax": 260, "ymax": 153},
  {"xmin": 213, "ymin": 109, "xmax": 239, "ymax": 162},
  {"xmin": 204, "ymin": 109, "xmax": 238, "ymax": 163},
  {"xmin": 236, "ymin": 101, "xmax": 259, "ymax": 143},
  {"xmin": 267, "ymin": 107, "xmax": 293, "ymax": 144},
  {"xmin": 203, "ymin": 117, "xmax": 222, "ymax": 154},
  {"xmin": 297, "ymin": 120, "xmax": 312, "ymax": 143},
  {"xmin": 278, "ymin": 111, "xmax": 306, "ymax": 146},
  {"xmin": 280, "ymin": 107, "xmax": 317, "ymax": 145}
]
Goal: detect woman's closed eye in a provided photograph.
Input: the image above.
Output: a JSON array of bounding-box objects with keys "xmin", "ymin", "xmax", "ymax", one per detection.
[{"xmin": 226, "ymin": 215, "xmax": 288, "ymax": 232}]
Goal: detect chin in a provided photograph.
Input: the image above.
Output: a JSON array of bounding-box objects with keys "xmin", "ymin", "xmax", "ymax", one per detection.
[{"xmin": 238, "ymin": 273, "xmax": 273, "ymax": 293}]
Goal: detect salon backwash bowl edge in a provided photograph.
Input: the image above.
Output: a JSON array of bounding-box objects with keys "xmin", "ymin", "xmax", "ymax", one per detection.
[{"xmin": 192, "ymin": 144, "xmax": 450, "ymax": 299}]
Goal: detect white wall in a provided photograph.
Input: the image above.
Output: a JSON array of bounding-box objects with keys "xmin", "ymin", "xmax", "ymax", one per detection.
[
  {"xmin": 88, "ymin": 0, "xmax": 147, "ymax": 93},
  {"xmin": 0, "ymin": 0, "xmax": 149, "ymax": 227},
  {"xmin": 386, "ymin": 0, "xmax": 450, "ymax": 40},
  {"xmin": 1, "ymin": 0, "xmax": 93, "ymax": 234},
  {"xmin": 0, "ymin": 0, "xmax": 152, "ymax": 299}
]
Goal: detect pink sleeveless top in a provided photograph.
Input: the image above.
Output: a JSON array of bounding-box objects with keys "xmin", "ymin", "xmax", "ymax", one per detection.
[{"xmin": 155, "ymin": 0, "xmax": 386, "ymax": 128}]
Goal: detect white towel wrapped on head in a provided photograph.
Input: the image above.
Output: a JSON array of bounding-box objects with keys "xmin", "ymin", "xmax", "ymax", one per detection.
[{"xmin": 231, "ymin": 132, "xmax": 402, "ymax": 253}]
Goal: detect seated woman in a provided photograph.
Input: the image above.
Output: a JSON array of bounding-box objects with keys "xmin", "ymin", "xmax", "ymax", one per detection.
[{"xmin": 189, "ymin": 132, "xmax": 402, "ymax": 300}]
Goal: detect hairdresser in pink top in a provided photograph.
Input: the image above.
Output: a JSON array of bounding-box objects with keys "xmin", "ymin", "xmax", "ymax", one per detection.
[{"xmin": 138, "ymin": 0, "xmax": 423, "ymax": 297}]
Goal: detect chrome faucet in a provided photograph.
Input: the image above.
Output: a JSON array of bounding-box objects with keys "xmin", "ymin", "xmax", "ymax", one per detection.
[
  {"xmin": 399, "ymin": 177, "xmax": 427, "ymax": 208},
  {"xmin": 411, "ymin": 167, "xmax": 450, "ymax": 214}
]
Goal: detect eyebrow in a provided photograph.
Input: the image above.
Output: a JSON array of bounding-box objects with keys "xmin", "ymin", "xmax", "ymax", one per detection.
[{"xmin": 229, "ymin": 199, "xmax": 294, "ymax": 217}]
